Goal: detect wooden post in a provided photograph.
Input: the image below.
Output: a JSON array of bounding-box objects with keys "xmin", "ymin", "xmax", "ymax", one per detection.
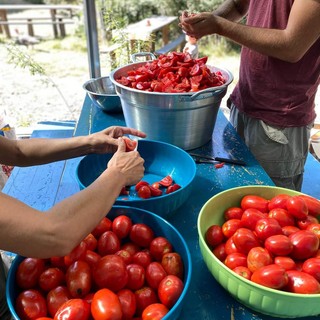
[
  {"xmin": 0, "ymin": 9, "xmax": 11, "ymax": 38},
  {"xmin": 58, "ymin": 18, "xmax": 66, "ymax": 38},
  {"xmin": 50, "ymin": 8, "xmax": 58, "ymax": 38},
  {"xmin": 27, "ymin": 19, "xmax": 34, "ymax": 37}
]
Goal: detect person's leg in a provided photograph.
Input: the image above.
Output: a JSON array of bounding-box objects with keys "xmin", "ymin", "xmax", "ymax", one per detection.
[
  {"xmin": 0, "ymin": 256, "xmax": 12, "ymax": 320},
  {"xmin": 229, "ymin": 103, "xmax": 312, "ymax": 191}
]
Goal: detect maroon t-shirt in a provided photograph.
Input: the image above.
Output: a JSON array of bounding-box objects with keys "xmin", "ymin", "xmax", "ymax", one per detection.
[{"xmin": 230, "ymin": 0, "xmax": 320, "ymax": 127}]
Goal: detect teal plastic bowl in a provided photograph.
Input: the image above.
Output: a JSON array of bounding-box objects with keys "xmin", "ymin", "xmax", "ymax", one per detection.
[
  {"xmin": 7, "ymin": 206, "xmax": 192, "ymax": 320},
  {"xmin": 197, "ymin": 185, "xmax": 320, "ymax": 318},
  {"xmin": 76, "ymin": 139, "xmax": 196, "ymax": 218}
]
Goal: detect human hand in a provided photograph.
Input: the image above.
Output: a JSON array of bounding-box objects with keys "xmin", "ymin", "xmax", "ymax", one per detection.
[
  {"xmin": 107, "ymin": 137, "xmax": 145, "ymax": 186},
  {"xmin": 179, "ymin": 11, "xmax": 217, "ymax": 39},
  {"xmin": 89, "ymin": 126, "xmax": 146, "ymax": 154}
]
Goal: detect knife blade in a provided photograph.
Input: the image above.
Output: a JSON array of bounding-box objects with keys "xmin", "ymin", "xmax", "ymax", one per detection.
[{"xmin": 189, "ymin": 153, "xmax": 246, "ymax": 166}]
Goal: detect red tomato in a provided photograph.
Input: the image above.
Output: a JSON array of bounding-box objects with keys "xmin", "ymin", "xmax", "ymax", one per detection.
[
  {"xmin": 225, "ymin": 237, "xmax": 240, "ymax": 255},
  {"xmin": 158, "ymin": 175, "xmax": 173, "ymax": 187},
  {"xmin": 224, "ymin": 206, "xmax": 243, "ymax": 220},
  {"xmin": 166, "ymin": 184, "xmax": 181, "ymax": 194},
  {"xmin": 93, "ymin": 254, "xmax": 128, "ymax": 291},
  {"xmin": 66, "ymin": 260, "xmax": 92, "ymax": 298},
  {"xmin": 289, "ymin": 230, "xmax": 319, "ymax": 260},
  {"xmin": 282, "ymin": 225, "xmax": 300, "ymax": 237},
  {"xmin": 123, "ymin": 137, "xmax": 137, "ymax": 152},
  {"xmin": 302, "ymin": 258, "xmax": 320, "ymax": 282},
  {"xmin": 83, "ymin": 233, "xmax": 98, "ymax": 251},
  {"xmin": 16, "ymin": 258, "xmax": 45, "ymax": 289},
  {"xmin": 37, "ymin": 318, "xmax": 53, "ymax": 320},
  {"xmin": 126, "ymin": 263, "xmax": 146, "ymax": 291},
  {"xmin": 135, "ymin": 181, "xmax": 150, "ymax": 192},
  {"xmin": 138, "ymin": 185, "xmax": 152, "ymax": 199},
  {"xmin": 298, "ymin": 194, "xmax": 320, "ymax": 217},
  {"xmin": 91, "ymin": 288, "xmax": 123, "ymax": 320},
  {"xmin": 91, "ymin": 217, "xmax": 113, "ymax": 238},
  {"xmin": 152, "ymin": 182, "xmax": 161, "ymax": 189},
  {"xmin": 135, "ymin": 286, "xmax": 159, "ymax": 316},
  {"xmin": 64, "ymin": 241, "xmax": 88, "ymax": 267},
  {"xmin": 240, "ymin": 208, "xmax": 266, "ymax": 230},
  {"xmin": 222, "ymin": 219, "xmax": 241, "ymax": 238},
  {"xmin": 232, "ymin": 266, "xmax": 252, "ymax": 280},
  {"xmin": 286, "ymin": 196, "xmax": 308, "ymax": 220},
  {"xmin": 224, "ymin": 252, "xmax": 247, "ymax": 270},
  {"xmin": 205, "ymin": 224, "xmax": 224, "ymax": 248},
  {"xmin": 117, "ymin": 289, "xmax": 137, "ymax": 320},
  {"xmin": 158, "ymin": 275, "xmax": 184, "ymax": 309},
  {"xmin": 274, "ymin": 256, "xmax": 296, "ymax": 271},
  {"xmin": 84, "ymin": 249, "xmax": 101, "ymax": 267},
  {"xmin": 284, "ymin": 270, "xmax": 320, "ymax": 294},
  {"xmin": 132, "ymin": 250, "xmax": 153, "ymax": 269},
  {"xmin": 145, "ymin": 262, "xmax": 167, "ymax": 290},
  {"xmin": 47, "ymin": 286, "xmax": 71, "ymax": 318},
  {"xmin": 54, "ymin": 299, "xmax": 90, "ymax": 320},
  {"xmin": 212, "ymin": 243, "xmax": 227, "ymax": 261},
  {"xmin": 251, "ymin": 264, "xmax": 288, "ymax": 289},
  {"xmin": 161, "ymin": 252, "xmax": 184, "ymax": 279},
  {"xmin": 247, "ymin": 247, "xmax": 273, "ymax": 273},
  {"xmin": 296, "ymin": 215, "xmax": 319, "ymax": 230},
  {"xmin": 97, "ymin": 230, "xmax": 121, "ymax": 256},
  {"xmin": 115, "ymin": 249, "xmax": 133, "ymax": 265},
  {"xmin": 130, "ymin": 223, "xmax": 155, "ymax": 248},
  {"xmin": 38, "ymin": 267, "xmax": 65, "ymax": 292},
  {"xmin": 50, "ymin": 256, "xmax": 66, "ymax": 269},
  {"xmin": 241, "ymin": 195, "xmax": 269, "ymax": 213},
  {"xmin": 306, "ymin": 223, "xmax": 320, "ymax": 240},
  {"xmin": 142, "ymin": 303, "xmax": 169, "ymax": 320},
  {"xmin": 149, "ymin": 236, "xmax": 173, "ymax": 261},
  {"xmin": 15, "ymin": 289, "xmax": 47, "ymax": 320},
  {"xmin": 232, "ymin": 228, "xmax": 260, "ymax": 254},
  {"xmin": 268, "ymin": 208, "xmax": 295, "ymax": 227},
  {"xmin": 264, "ymin": 234, "xmax": 293, "ymax": 256},
  {"xmin": 254, "ymin": 217, "xmax": 283, "ymax": 241},
  {"xmin": 112, "ymin": 215, "xmax": 133, "ymax": 239},
  {"xmin": 268, "ymin": 194, "xmax": 291, "ymax": 211},
  {"xmin": 121, "ymin": 242, "xmax": 141, "ymax": 256}
]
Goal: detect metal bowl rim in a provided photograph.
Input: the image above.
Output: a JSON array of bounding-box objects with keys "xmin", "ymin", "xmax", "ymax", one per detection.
[{"xmin": 83, "ymin": 76, "xmax": 118, "ymax": 97}]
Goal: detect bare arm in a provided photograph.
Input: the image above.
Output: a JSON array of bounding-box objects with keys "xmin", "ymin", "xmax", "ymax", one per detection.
[
  {"xmin": 180, "ymin": 0, "xmax": 320, "ymax": 62},
  {"xmin": 0, "ymin": 138, "xmax": 145, "ymax": 258},
  {"xmin": 0, "ymin": 126, "xmax": 146, "ymax": 166}
]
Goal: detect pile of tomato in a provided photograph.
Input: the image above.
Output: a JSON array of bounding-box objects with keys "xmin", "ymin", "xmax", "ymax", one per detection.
[
  {"xmin": 205, "ymin": 193, "xmax": 320, "ymax": 294},
  {"xmin": 116, "ymin": 52, "xmax": 226, "ymax": 93},
  {"xmin": 14, "ymin": 214, "xmax": 185, "ymax": 320}
]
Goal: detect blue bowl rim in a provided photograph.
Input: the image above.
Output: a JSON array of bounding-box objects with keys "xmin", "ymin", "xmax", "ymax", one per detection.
[
  {"xmin": 6, "ymin": 205, "xmax": 192, "ymax": 320},
  {"xmin": 75, "ymin": 139, "xmax": 197, "ymax": 203}
]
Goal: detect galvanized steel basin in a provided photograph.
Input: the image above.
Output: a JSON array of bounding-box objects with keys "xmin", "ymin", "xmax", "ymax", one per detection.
[{"xmin": 110, "ymin": 61, "xmax": 233, "ymax": 150}]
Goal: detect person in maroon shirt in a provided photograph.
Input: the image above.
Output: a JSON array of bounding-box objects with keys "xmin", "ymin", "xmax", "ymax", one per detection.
[{"xmin": 180, "ymin": 0, "xmax": 320, "ymax": 191}]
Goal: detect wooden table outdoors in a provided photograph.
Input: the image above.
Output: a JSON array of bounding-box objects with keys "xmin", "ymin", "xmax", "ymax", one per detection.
[
  {"xmin": 3, "ymin": 96, "xmax": 320, "ymax": 319},
  {"xmin": 0, "ymin": 4, "xmax": 81, "ymax": 38}
]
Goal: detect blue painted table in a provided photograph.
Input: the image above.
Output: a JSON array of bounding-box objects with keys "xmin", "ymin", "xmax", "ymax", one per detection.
[{"xmin": 4, "ymin": 96, "xmax": 320, "ymax": 319}]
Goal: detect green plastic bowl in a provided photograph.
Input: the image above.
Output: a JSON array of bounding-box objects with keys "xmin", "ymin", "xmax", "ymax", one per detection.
[{"xmin": 197, "ymin": 185, "xmax": 320, "ymax": 318}]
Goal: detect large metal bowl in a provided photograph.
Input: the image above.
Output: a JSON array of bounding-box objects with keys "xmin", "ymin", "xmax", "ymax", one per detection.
[
  {"xmin": 83, "ymin": 76, "xmax": 122, "ymax": 113},
  {"xmin": 109, "ymin": 60, "xmax": 233, "ymax": 150}
]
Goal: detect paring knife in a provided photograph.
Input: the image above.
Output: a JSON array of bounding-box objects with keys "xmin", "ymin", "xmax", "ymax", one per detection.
[{"xmin": 188, "ymin": 153, "xmax": 246, "ymax": 166}]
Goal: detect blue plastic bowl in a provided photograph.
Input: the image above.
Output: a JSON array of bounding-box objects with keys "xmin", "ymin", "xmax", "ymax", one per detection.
[
  {"xmin": 76, "ymin": 139, "xmax": 197, "ymax": 218},
  {"xmin": 6, "ymin": 206, "xmax": 192, "ymax": 320}
]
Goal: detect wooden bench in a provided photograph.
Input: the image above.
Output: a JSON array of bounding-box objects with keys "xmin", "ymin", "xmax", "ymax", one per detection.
[
  {"xmin": 155, "ymin": 33, "xmax": 186, "ymax": 55},
  {"xmin": 0, "ymin": 4, "xmax": 81, "ymax": 39}
]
